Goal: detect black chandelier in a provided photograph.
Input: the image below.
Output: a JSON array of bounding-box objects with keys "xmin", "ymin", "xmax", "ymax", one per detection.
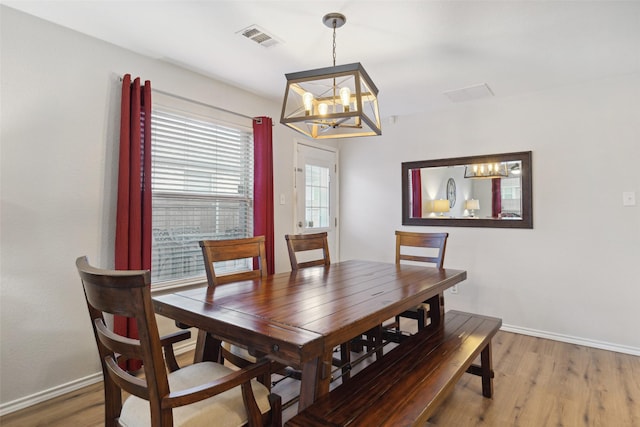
[{"xmin": 280, "ymin": 13, "xmax": 381, "ymax": 139}]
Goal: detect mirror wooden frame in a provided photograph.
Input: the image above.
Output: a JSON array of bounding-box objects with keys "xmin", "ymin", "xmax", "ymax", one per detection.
[{"xmin": 401, "ymin": 151, "xmax": 533, "ymax": 229}]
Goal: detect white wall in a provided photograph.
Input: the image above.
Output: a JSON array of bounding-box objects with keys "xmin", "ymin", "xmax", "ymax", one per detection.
[
  {"xmin": 0, "ymin": 6, "xmax": 299, "ymax": 407},
  {"xmin": 339, "ymin": 73, "xmax": 640, "ymax": 353}
]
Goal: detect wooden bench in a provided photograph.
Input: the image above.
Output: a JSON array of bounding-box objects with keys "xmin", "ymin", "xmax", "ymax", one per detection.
[{"xmin": 285, "ymin": 310, "xmax": 502, "ymax": 427}]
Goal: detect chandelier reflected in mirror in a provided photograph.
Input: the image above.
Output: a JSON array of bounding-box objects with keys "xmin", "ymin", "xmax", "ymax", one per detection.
[
  {"xmin": 464, "ymin": 162, "xmax": 509, "ymax": 179},
  {"xmin": 280, "ymin": 13, "xmax": 381, "ymax": 139}
]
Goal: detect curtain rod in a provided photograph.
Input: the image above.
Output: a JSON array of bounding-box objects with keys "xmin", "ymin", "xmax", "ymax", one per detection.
[
  {"xmin": 153, "ymin": 88, "xmax": 255, "ymax": 121},
  {"xmin": 118, "ymin": 76, "xmax": 257, "ymax": 121}
]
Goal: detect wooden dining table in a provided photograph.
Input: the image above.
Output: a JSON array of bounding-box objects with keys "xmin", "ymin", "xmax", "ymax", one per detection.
[{"xmin": 152, "ymin": 259, "xmax": 467, "ymax": 411}]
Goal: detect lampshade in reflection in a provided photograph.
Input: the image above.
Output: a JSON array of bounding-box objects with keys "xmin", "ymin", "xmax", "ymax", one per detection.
[
  {"xmin": 464, "ymin": 199, "xmax": 480, "ymax": 217},
  {"xmin": 433, "ymin": 199, "xmax": 450, "ymax": 216}
]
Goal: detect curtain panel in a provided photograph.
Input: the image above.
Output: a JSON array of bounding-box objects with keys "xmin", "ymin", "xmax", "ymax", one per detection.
[
  {"xmin": 491, "ymin": 178, "xmax": 502, "ymax": 218},
  {"xmin": 411, "ymin": 169, "xmax": 422, "ymax": 218},
  {"xmin": 114, "ymin": 74, "xmax": 152, "ymax": 371},
  {"xmin": 253, "ymin": 117, "xmax": 275, "ymax": 275}
]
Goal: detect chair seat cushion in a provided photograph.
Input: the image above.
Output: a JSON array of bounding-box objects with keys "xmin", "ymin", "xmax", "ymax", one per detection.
[{"xmin": 119, "ymin": 361, "xmax": 270, "ymax": 427}]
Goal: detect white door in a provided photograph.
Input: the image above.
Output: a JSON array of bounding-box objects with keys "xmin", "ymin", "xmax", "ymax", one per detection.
[{"xmin": 295, "ymin": 142, "xmax": 338, "ymax": 260}]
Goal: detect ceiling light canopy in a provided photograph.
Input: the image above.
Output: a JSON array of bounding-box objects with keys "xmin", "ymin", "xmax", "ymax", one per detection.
[{"xmin": 280, "ymin": 13, "xmax": 381, "ymax": 139}]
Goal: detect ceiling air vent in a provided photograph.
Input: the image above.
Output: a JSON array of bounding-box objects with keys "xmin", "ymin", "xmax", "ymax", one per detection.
[{"xmin": 238, "ymin": 25, "xmax": 279, "ymax": 48}]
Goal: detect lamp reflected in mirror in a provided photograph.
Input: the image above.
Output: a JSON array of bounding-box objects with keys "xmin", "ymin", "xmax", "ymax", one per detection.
[
  {"xmin": 433, "ymin": 199, "xmax": 450, "ymax": 217},
  {"xmin": 464, "ymin": 199, "xmax": 480, "ymax": 217}
]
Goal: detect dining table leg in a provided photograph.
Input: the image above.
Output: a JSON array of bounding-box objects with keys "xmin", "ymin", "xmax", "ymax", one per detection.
[
  {"xmin": 422, "ymin": 293, "xmax": 444, "ymax": 334},
  {"xmin": 193, "ymin": 330, "xmax": 221, "ymax": 364},
  {"xmin": 298, "ymin": 350, "xmax": 334, "ymax": 411},
  {"xmin": 298, "ymin": 357, "xmax": 320, "ymax": 411}
]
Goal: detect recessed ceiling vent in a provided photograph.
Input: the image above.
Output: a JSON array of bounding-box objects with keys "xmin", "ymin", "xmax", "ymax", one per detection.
[
  {"xmin": 444, "ymin": 83, "xmax": 494, "ymax": 103},
  {"xmin": 238, "ymin": 25, "xmax": 279, "ymax": 48}
]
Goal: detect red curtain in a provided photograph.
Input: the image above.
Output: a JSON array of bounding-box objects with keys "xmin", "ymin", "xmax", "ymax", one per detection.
[
  {"xmin": 491, "ymin": 178, "xmax": 501, "ymax": 218},
  {"xmin": 114, "ymin": 74, "xmax": 152, "ymax": 371},
  {"xmin": 253, "ymin": 117, "xmax": 275, "ymax": 274},
  {"xmin": 411, "ymin": 169, "xmax": 422, "ymax": 218}
]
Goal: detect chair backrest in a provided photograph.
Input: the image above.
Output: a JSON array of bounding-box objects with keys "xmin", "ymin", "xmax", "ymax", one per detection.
[
  {"xmin": 199, "ymin": 236, "xmax": 268, "ymax": 286},
  {"xmin": 395, "ymin": 231, "xmax": 448, "ymax": 268},
  {"xmin": 285, "ymin": 232, "xmax": 331, "ymax": 270},
  {"xmin": 76, "ymin": 256, "xmax": 170, "ymax": 425}
]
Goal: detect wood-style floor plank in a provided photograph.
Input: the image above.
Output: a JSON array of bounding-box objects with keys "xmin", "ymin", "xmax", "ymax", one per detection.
[{"xmin": 2, "ymin": 331, "xmax": 639, "ymax": 427}]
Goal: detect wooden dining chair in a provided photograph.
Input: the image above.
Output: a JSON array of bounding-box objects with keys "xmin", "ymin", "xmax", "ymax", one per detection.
[
  {"xmin": 197, "ymin": 236, "xmax": 268, "ymax": 369},
  {"xmin": 200, "ymin": 236, "xmax": 268, "ymax": 285},
  {"xmin": 76, "ymin": 256, "xmax": 281, "ymax": 427},
  {"xmin": 388, "ymin": 231, "xmax": 449, "ymax": 337},
  {"xmin": 285, "ymin": 232, "xmax": 331, "ymax": 270},
  {"xmin": 284, "ymin": 232, "xmax": 360, "ymax": 381}
]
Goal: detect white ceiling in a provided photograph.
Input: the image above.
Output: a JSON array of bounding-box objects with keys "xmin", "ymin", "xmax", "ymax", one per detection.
[{"xmin": 4, "ymin": 1, "xmax": 640, "ymax": 118}]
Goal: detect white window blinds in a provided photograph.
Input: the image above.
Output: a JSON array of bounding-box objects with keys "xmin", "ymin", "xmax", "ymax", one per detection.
[{"xmin": 151, "ymin": 106, "xmax": 254, "ymax": 285}]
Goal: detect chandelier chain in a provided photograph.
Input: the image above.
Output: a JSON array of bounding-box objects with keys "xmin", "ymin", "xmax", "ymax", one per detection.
[{"xmin": 332, "ymin": 20, "xmax": 337, "ymax": 67}]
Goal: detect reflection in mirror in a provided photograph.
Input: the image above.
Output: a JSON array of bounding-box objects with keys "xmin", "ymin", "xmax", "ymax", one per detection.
[
  {"xmin": 402, "ymin": 151, "xmax": 532, "ymax": 229},
  {"xmin": 414, "ymin": 162, "xmax": 522, "ymax": 219}
]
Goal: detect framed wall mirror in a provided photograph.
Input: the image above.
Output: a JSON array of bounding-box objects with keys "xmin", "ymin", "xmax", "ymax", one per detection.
[{"xmin": 402, "ymin": 151, "xmax": 532, "ymax": 228}]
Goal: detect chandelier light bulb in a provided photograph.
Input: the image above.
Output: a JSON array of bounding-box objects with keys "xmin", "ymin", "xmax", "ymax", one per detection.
[
  {"xmin": 302, "ymin": 92, "xmax": 314, "ymax": 115},
  {"xmin": 339, "ymin": 87, "xmax": 351, "ymax": 112},
  {"xmin": 318, "ymin": 103, "xmax": 329, "ymax": 116}
]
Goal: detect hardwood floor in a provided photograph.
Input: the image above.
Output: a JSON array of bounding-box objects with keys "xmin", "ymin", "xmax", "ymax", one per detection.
[
  {"xmin": 2, "ymin": 331, "xmax": 639, "ymax": 426},
  {"xmin": 426, "ymin": 332, "xmax": 640, "ymax": 427}
]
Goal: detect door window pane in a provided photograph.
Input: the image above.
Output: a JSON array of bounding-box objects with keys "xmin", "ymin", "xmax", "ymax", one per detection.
[{"xmin": 305, "ymin": 164, "xmax": 330, "ymax": 228}]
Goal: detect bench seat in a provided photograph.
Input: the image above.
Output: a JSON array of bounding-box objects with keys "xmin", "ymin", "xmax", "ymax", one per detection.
[{"xmin": 285, "ymin": 310, "xmax": 502, "ymax": 427}]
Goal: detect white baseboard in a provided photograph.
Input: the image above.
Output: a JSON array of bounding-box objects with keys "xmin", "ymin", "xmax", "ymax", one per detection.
[
  {"xmin": 0, "ymin": 341, "xmax": 196, "ymax": 417},
  {"xmin": 0, "ymin": 372, "xmax": 103, "ymax": 417},
  {"xmin": 501, "ymin": 323, "xmax": 640, "ymax": 356}
]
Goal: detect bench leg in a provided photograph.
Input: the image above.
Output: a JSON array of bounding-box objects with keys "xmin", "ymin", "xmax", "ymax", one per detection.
[{"xmin": 480, "ymin": 342, "xmax": 493, "ymax": 398}]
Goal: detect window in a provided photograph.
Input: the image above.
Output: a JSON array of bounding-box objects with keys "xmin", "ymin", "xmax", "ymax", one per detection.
[
  {"xmin": 501, "ymin": 177, "xmax": 522, "ymax": 217},
  {"xmin": 151, "ymin": 105, "xmax": 253, "ymax": 285},
  {"xmin": 304, "ymin": 164, "xmax": 330, "ymax": 228}
]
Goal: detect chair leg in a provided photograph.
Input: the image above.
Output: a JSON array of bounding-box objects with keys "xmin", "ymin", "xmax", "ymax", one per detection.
[
  {"xmin": 268, "ymin": 393, "xmax": 282, "ymax": 427},
  {"xmin": 103, "ymin": 377, "xmax": 122, "ymax": 427},
  {"xmin": 340, "ymin": 342, "xmax": 351, "ymax": 381},
  {"xmin": 372, "ymin": 325, "xmax": 384, "ymax": 360},
  {"xmin": 417, "ymin": 307, "xmax": 427, "ymax": 330},
  {"xmin": 394, "ymin": 315, "xmax": 401, "ymax": 332},
  {"xmin": 350, "ymin": 336, "xmax": 364, "ymax": 352}
]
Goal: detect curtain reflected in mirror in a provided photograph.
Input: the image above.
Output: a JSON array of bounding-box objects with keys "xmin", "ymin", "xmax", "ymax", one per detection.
[{"xmin": 402, "ymin": 151, "xmax": 532, "ymax": 229}]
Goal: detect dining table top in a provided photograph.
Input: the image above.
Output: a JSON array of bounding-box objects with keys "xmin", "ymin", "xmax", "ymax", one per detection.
[
  {"xmin": 153, "ymin": 259, "xmax": 467, "ymax": 369},
  {"xmin": 153, "ymin": 259, "xmax": 467, "ymax": 409}
]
